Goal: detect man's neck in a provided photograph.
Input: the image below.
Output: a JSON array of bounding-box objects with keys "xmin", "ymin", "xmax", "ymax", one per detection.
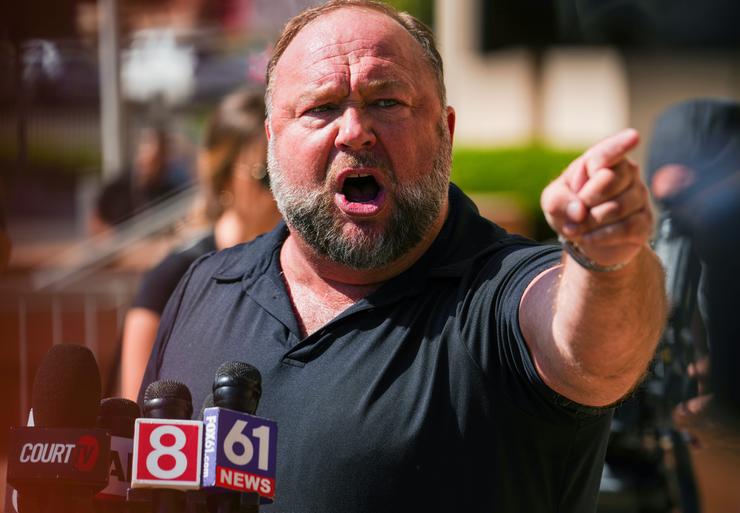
[
  {"xmin": 278, "ymin": 205, "xmax": 448, "ymax": 336},
  {"xmin": 278, "ymin": 238, "xmax": 380, "ymax": 337}
]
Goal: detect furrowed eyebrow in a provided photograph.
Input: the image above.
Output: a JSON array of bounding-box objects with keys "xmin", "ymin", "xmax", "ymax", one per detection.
[
  {"xmin": 295, "ymin": 77, "xmax": 348, "ymax": 106},
  {"xmin": 360, "ymin": 78, "xmax": 410, "ymax": 95}
]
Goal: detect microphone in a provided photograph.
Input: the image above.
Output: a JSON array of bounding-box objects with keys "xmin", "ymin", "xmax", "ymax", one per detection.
[
  {"xmin": 94, "ymin": 398, "xmax": 142, "ymax": 512},
  {"xmin": 7, "ymin": 344, "xmax": 111, "ymax": 513},
  {"xmin": 131, "ymin": 381, "xmax": 203, "ymax": 513},
  {"xmin": 202, "ymin": 362, "xmax": 277, "ymax": 513},
  {"xmin": 213, "ymin": 362, "xmax": 261, "ymax": 414}
]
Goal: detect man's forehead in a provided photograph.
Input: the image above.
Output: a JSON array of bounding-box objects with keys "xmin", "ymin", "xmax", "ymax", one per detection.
[{"xmin": 276, "ymin": 7, "xmax": 422, "ymax": 78}]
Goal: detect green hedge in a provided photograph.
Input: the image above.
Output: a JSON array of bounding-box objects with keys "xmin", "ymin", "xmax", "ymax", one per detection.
[
  {"xmin": 451, "ymin": 145, "xmax": 583, "ymax": 240},
  {"xmin": 384, "ymin": 0, "xmax": 434, "ymax": 25}
]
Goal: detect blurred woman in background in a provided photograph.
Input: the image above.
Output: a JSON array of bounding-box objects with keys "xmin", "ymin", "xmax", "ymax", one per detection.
[{"xmin": 120, "ymin": 89, "xmax": 281, "ymax": 400}]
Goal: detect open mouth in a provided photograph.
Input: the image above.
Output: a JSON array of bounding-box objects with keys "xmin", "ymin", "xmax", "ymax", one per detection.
[
  {"xmin": 335, "ymin": 170, "xmax": 386, "ymax": 216},
  {"xmin": 341, "ymin": 174, "xmax": 381, "ymax": 203}
]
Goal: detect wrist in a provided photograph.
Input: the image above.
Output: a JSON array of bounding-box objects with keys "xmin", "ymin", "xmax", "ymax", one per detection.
[{"xmin": 558, "ymin": 235, "xmax": 629, "ymax": 273}]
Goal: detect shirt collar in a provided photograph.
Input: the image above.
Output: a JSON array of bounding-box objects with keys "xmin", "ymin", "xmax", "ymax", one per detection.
[{"xmin": 210, "ymin": 221, "xmax": 288, "ymax": 284}]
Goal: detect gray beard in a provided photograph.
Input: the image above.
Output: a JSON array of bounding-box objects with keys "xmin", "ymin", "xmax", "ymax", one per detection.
[{"xmin": 267, "ymin": 121, "xmax": 452, "ymax": 270}]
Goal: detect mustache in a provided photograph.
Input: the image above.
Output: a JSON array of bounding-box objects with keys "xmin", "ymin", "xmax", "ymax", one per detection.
[{"xmin": 329, "ymin": 151, "xmax": 390, "ymax": 172}]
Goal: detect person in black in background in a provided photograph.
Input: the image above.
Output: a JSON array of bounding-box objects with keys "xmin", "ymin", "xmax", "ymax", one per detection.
[
  {"xmin": 599, "ymin": 98, "xmax": 740, "ymax": 513},
  {"xmin": 90, "ymin": 126, "xmax": 185, "ymax": 234},
  {"xmin": 120, "ymin": 90, "xmax": 281, "ymax": 400},
  {"xmin": 645, "ymin": 98, "xmax": 740, "ymax": 439}
]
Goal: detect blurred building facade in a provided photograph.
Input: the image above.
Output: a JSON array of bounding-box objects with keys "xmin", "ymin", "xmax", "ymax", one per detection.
[{"xmin": 438, "ymin": 0, "xmax": 740, "ymax": 160}]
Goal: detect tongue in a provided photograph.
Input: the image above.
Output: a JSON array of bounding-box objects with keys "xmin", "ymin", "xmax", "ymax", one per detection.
[{"xmin": 343, "ymin": 177, "xmax": 379, "ymax": 203}]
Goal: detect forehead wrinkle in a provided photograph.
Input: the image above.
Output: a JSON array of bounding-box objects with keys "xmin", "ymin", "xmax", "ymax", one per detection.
[
  {"xmin": 297, "ymin": 43, "xmax": 415, "ymax": 87},
  {"xmin": 291, "ymin": 10, "xmax": 423, "ymax": 72},
  {"xmin": 293, "ymin": 53, "xmax": 418, "ymax": 99},
  {"xmin": 305, "ymin": 36, "xmax": 405, "ymax": 63},
  {"xmin": 317, "ymin": 50, "xmax": 418, "ymax": 84}
]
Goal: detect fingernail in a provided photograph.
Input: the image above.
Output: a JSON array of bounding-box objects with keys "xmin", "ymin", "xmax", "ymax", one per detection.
[{"xmin": 566, "ymin": 200, "xmax": 581, "ymax": 221}]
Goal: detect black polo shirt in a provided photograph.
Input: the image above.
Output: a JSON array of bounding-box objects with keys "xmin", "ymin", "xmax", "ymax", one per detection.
[{"xmin": 141, "ymin": 184, "xmax": 612, "ymax": 513}]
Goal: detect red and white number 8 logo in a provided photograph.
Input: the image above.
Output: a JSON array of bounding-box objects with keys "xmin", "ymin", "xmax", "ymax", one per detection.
[
  {"xmin": 146, "ymin": 425, "xmax": 189, "ymax": 479},
  {"xmin": 132, "ymin": 418, "xmax": 203, "ymax": 490}
]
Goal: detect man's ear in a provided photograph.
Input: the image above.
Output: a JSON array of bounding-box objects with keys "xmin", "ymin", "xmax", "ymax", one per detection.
[
  {"xmin": 446, "ymin": 106, "xmax": 456, "ymax": 144},
  {"xmin": 265, "ymin": 118, "xmax": 272, "ymax": 142}
]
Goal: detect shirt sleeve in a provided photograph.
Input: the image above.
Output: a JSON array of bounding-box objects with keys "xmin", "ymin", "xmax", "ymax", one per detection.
[
  {"xmin": 461, "ymin": 241, "xmax": 612, "ymax": 421},
  {"xmin": 132, "ymin": 234, "xmax": 217, "ymax": 314},
  {"xmin": 132, "ymin": 252, "xmax": 195, "ymax": 315}
]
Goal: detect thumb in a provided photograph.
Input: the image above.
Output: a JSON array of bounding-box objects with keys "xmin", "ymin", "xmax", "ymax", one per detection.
[{"xmin": 542, "ymin": 177, "xmax": 588, "ymax": 235}]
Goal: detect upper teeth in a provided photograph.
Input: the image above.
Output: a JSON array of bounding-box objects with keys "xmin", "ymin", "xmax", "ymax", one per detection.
[{"xmin": 348, "ymin": 173, "xmax": 371, "ymax": 178}]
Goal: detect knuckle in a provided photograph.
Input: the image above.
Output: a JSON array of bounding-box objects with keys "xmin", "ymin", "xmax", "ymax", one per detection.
[
  {"xmin": 585, "ymin": 154, "xmax": 604, "ymax": 173},
  {"xmin": 592, "ymin": 201, "xmax": 620, "ymax": 224},
  {"xmin": 540, "ymin": 189, "xmax": 556, "ymax": 213},
  {"xmin": 580, "ymin": 191, "xmax": 597, "ymax": 208},
  {"xmin": 542, "ymin": 201, "xmax": 561, "ymax": 222},
  {"xmin": 599, "ymin": 167, "xmax": 618, "ymax": 182},
  {"xmin": 621, "ymin": 161, "xmax": 634, "ymax": 173}
]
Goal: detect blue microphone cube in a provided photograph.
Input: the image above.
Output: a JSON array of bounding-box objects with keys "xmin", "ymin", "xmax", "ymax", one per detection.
[{"xmin": 202, "ymin": 407, "xmax": 278, "ymax": 500}]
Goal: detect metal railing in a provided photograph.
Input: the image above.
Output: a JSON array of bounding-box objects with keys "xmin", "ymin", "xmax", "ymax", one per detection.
[{"xmin": 2, "ymin": 184, "xmax": 197, "ymax": 423}]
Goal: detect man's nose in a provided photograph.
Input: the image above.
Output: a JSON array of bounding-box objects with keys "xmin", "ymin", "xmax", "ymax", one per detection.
[{"xmin": 335, "ymin": 106, "xmax": 376, "ymax": 151}]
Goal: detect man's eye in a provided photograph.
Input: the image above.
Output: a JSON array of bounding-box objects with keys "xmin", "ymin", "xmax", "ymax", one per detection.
[
  {"xmin": 374, "ymin": 99, "xmax": 400, "ymax": 108},
  {"xmin": 305, "ymin": 104, "xmax": 337, "ymax": 115}
]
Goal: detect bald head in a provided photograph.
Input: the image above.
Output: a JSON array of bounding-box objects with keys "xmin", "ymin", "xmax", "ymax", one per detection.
[{"xmin": 265, "ymin": 0, "xmax": 445, "ymax": 116}]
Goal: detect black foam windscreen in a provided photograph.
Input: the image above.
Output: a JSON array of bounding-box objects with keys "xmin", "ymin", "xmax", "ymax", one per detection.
[
  {"xmin": 31, "ymin": 344, "xmax": 102, "ymax": 427},
  {"xmin": 143, "ymin": 380, "xmax": 192, "ymax": 403},
  {"xmin": 97, "ymin": 397, "xmax": 141, "ymax": 437},
  {"xmin": 213, "ymin": 361, "xmax": 262, "ymax": 414},
  {"xmin": 143, "ymin": 380, "xmax": 193, "ymax": 419}
]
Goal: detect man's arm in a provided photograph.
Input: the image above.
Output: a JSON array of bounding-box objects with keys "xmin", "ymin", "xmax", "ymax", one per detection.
[
  {"xmin": 520, "ymin": 129, "xmax": 667, "ymax": 407},
  {"xmin": 121, "ymin": 308, "xmax": 162, "ymax": 400}
]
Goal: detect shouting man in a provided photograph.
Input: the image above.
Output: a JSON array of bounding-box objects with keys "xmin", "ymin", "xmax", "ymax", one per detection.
[{"xmin": 140, "ymin": 2, "xmax": 666, "ymax": 511}]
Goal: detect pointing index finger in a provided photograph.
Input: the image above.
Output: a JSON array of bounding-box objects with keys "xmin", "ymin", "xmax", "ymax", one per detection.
[{"xmin": 584, "ymin": 128, "xmax": 640, "ymax": 176}]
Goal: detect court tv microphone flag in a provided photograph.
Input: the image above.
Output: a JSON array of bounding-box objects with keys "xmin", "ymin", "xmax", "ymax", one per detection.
[{"xmin": 6, "ymin": 344, "xmax": 111, "ymax": 513}]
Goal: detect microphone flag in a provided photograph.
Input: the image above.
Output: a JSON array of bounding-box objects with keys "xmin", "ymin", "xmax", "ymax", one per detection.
[
  {"xmin": 7, "ymin": 426, "xmax": 110, "ymax": 489},
  {"xmin": 201, "ymin": 407, "xmax": 277, "ymax": 500},
  {"xmin": 131, "ymin": 417, "xmax": 203, "ymax": 491},
  {"xmin": 96, "ymin": 434, "xmax": 133, "ymax": 500}
]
